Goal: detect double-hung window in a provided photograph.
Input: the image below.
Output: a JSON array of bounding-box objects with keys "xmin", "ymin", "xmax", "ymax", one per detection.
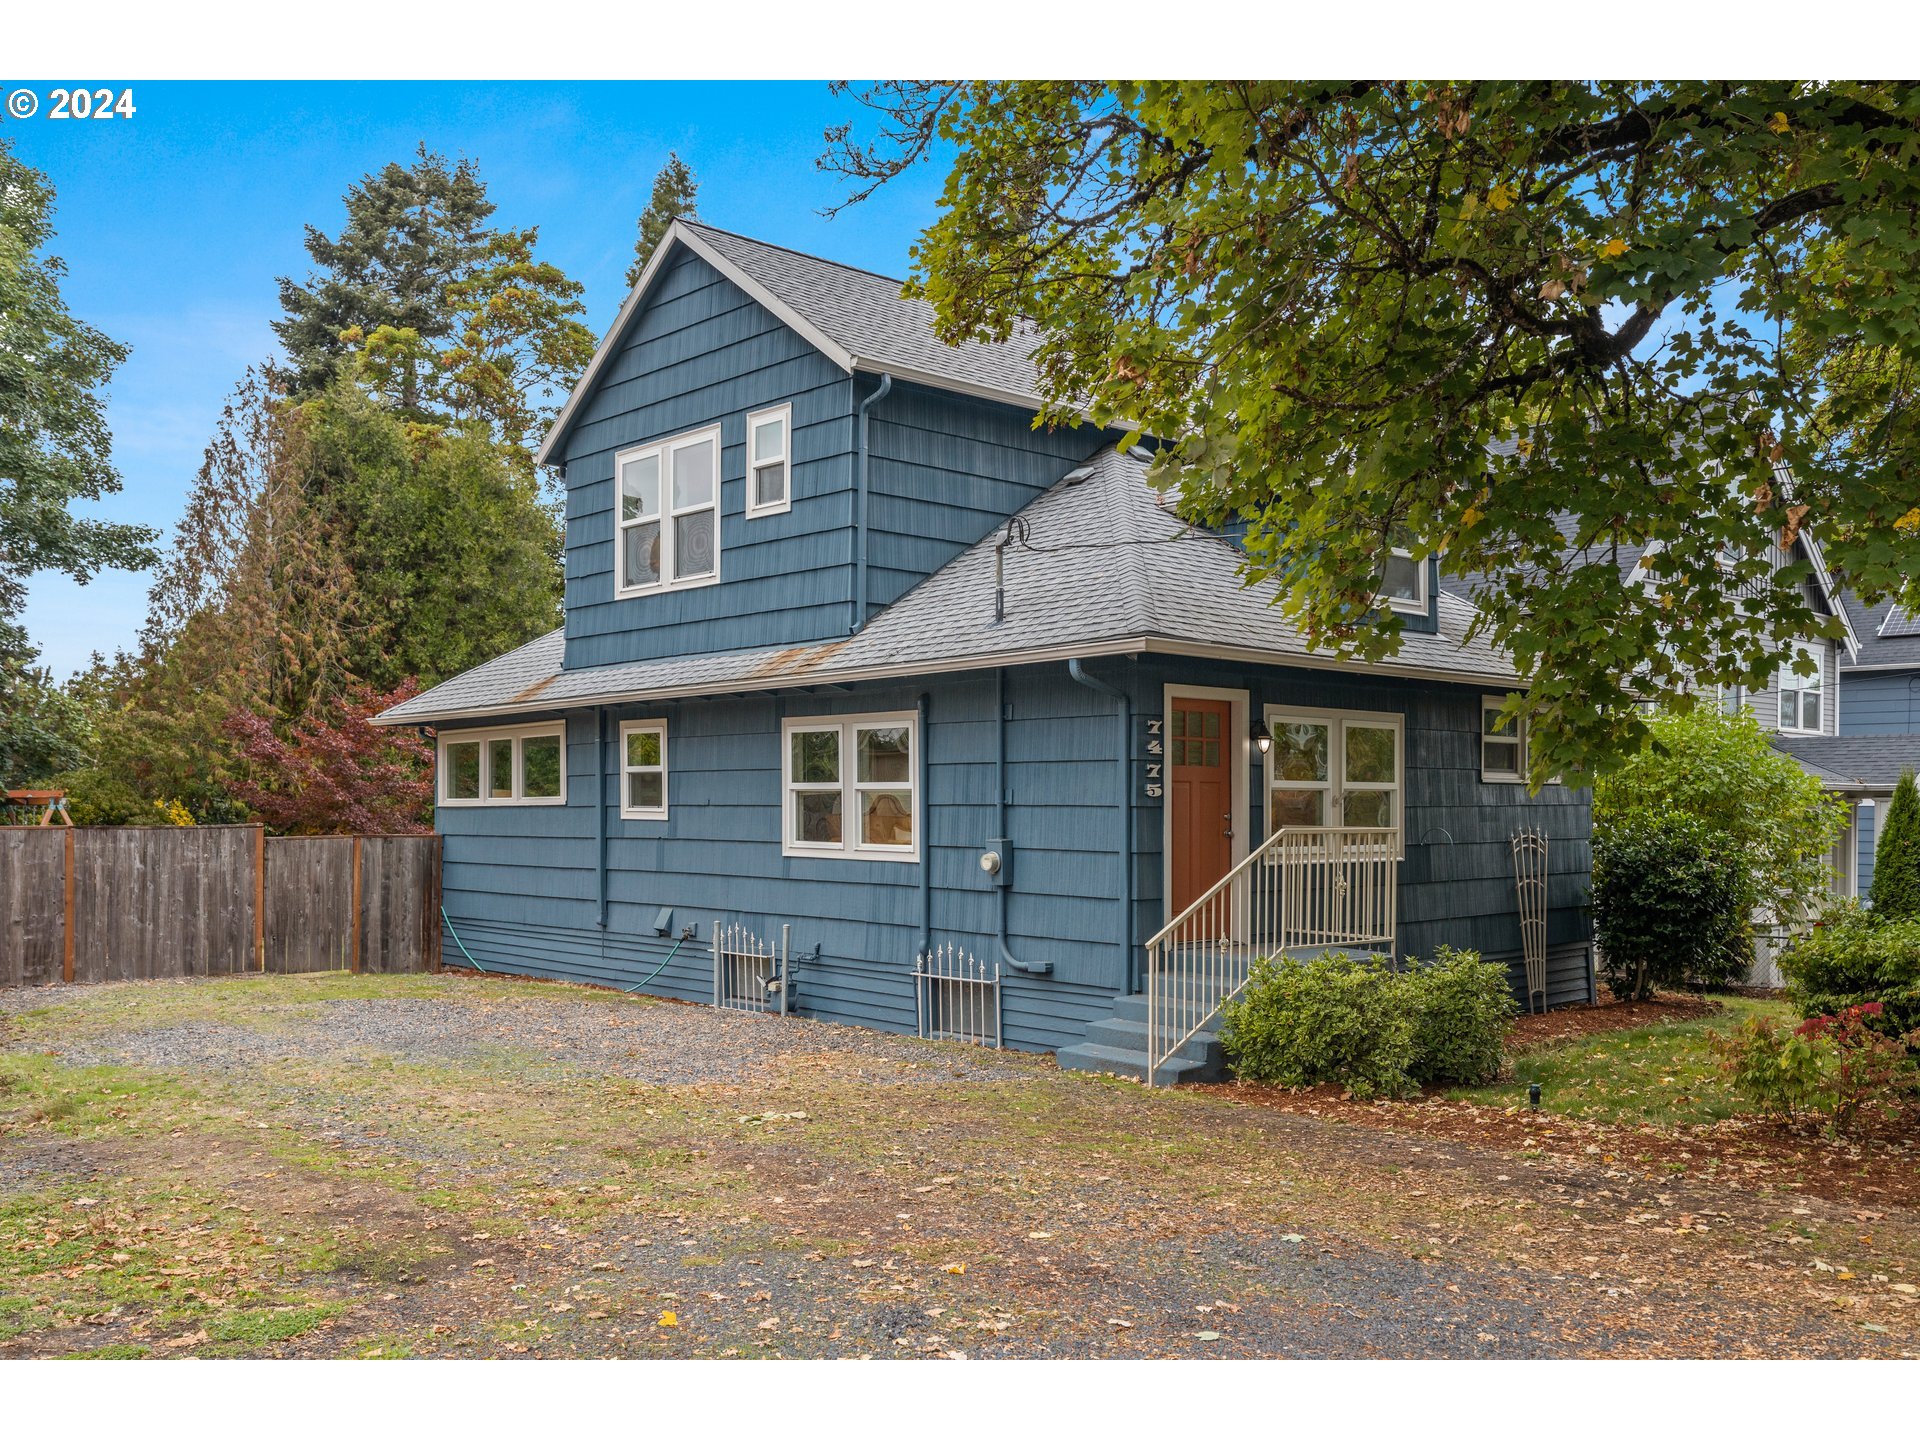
[
  {"xmin": 1779, "ymin": 642, "xmax": 1824, "ymax": 733},
  {"xmin": 615, "ymin": 426, "xmax": 720, "ymax": 596},
  {"xmin": 745, "ymin": 404, "xmax": 791, "ymax": 518},
  {"xmin": 1377, "ymin": 549, "xmax": 1427, "ymax": 615},
  {"xmin": 781, "ymin": 712, "xmax": 918, "ymax": 862},
  {"xmin": 1481, "ymin": 697, "xmax": 1528, "ymax": 783},
  {"xmin": 440, "ymin": 723, "xmax": 567, "ymax": 807},
  {"xmin": 1264, "ymin": 705, "xmax": 1403, "ymax": 843},
  {"xmin": 619, "ymin": 720, "xmax": 668, "ymax": 820}
]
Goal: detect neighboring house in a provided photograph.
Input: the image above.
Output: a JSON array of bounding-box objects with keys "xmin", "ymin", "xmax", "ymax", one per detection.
[
  {"xmin": 1815, "ymin": 594, "xmax": 1920, "ymax": 897},
  {"xmin": 377, "ymin": 220, "xmax": 1593, "ymax": 1079}
]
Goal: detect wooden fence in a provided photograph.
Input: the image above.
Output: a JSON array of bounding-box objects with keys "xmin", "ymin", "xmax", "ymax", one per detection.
[{"xmin": 0, "ymin": 825, "xmax": 441, "ymax": 988}]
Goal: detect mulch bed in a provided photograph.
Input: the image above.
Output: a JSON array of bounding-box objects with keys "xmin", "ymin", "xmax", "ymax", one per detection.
[{"xmin": 1505, "ymin": 991, "xmax": 1722, "ymax": 1050}]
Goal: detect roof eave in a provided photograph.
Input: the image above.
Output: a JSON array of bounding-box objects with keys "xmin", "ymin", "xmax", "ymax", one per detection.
[{"xmin": 373, "ymin": 633, "xmax": 1514, "ymax": 728}]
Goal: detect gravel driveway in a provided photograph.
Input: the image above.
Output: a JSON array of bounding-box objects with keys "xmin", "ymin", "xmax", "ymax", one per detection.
[{"xmin": 1, "ymin": 972, "xmax": 1914, "ymax": 1359}]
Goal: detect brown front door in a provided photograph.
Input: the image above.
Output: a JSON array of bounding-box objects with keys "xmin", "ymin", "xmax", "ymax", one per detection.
[{"xmin": 1169, "ymin": 697, "xmax": 1235, "ymax": 916}]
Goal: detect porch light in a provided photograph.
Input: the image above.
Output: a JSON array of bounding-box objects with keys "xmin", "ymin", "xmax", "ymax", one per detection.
[{"xmin": 1253, "ymin": 720, "xmax": 1274, "ymax": 756}]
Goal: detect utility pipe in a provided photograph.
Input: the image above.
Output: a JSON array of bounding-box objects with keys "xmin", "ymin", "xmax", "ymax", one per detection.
[
  {"xmin": 1067, "ymin": 658, "xmax": 1135, "ymax": 991},
  {"xmin": 994, "ymin": 667, "xmax": 1052, "ymax": 976},
  {"xmin": 850, "ymin": 372, "xmax": 893, "ymax": 634},
  {"xmin": 917, "ymin": 690, "xmax": 933, "ymax": 961}
]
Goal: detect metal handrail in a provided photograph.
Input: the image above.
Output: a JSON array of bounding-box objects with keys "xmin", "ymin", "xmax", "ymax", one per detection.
[{"xmin": 1144, "ymin": 825, "xmax": 1399, "ymax": 1085}]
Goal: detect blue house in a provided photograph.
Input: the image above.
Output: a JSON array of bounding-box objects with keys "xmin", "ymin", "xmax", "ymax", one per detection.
[
  {"xmin": 377, "ymin": 221, "xmax": 1593, "ymax": 1081},
  {"xmin": 1774, "ymin": 594, "xmax": 1920, "ymax": 898}
]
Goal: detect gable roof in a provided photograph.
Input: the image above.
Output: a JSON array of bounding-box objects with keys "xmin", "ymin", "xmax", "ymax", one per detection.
[
  {"xmin": 1770, "ymin": 732, "xmax": 1920, "ymax": 792},
  {"xmin": 1841, "ymin": 590, "xmax": 1920, "ymax": 672},
  {"xmin": 536, "ymin": 220, "xmax": 1047, "ymax": 466},
  {"xmin": 378, "ymin": 450, "xmax": 1514, "ymax": 726}
]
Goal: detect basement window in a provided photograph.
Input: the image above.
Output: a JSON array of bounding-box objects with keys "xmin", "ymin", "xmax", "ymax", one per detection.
[{"xmin": 439, "ymin": 723, "xmax": 567, "ymax": 807}]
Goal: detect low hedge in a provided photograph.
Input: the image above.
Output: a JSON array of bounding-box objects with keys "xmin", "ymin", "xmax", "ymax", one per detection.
[
  {"xmin": 1219, "ymin": 946, "xmax": 1515, "ymax": 1099},
  {"xmin": 1780, "ymin": 903, "xmax": 1920, "ymax": 1040}
]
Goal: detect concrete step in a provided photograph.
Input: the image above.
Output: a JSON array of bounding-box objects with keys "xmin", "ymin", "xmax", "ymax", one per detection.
[
  {"xmin": 1054, "ymin": 1040, "xmax": 1223, "ymax": 1086},
  {"xmin": 1078, "ymin": 1015, "xmax": 1221, "ymax": 1065}
]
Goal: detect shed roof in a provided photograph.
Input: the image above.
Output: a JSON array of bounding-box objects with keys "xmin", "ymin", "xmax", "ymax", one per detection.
[{"xmin": 379, "ymin": 449, "xmax": 1515, "ymax": 726}]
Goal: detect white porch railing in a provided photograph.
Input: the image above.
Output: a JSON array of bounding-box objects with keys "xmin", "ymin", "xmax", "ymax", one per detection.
[{"xmin": 1143, "ymin": 825, "xmax": 1399, "ymax": 1086}]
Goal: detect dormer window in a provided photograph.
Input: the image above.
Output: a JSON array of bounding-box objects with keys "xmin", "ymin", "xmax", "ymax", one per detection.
[
  {"xmin": 746, "ymin": 404, "xmax": 792, "ymax": 518},
  {"xmin": 1778, "ymin": 642, "xmax": 1823, "ymax": 733},
  {"xmin": 1378, "ymin": 549, "xmax": 1427, "ymax": 615},
  {"xmin": 616, "ymin": 426, "xmax": 721, "ymax": 596}
]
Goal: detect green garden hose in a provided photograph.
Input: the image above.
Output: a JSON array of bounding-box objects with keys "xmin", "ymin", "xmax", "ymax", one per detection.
[
  {"xmin": 624, "ymin": 935, "xmax": 685, "ymax": 993},
  {"xmin": 440, "ymin": 907, "xmax": 490, "ymax": 973}
]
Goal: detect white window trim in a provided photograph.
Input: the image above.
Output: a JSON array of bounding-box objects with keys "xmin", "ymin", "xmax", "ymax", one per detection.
[
  {"xmin": 1480, "ymin": 695, "xmax": 1528, "ymax": 784},
  {"xmin": 618, "ymin": 719, "xmax": 668, "ymax": 821},
  {"xmin": 613, "ymin": 424, "xmax": 722, "ymax": 599},
  {"xmin": 780, "ymin": 711, "xmax": 920, "ymax": 864},
  {"xmin": 438, "ymin": 722, "xmax": 568, "ymax": 807},
  {"xmin": 1262, "ymin": 704, "xmax": 1405, "ymax": 853},
  {"xmin": 1778, "ymin": 641, "xmax": 1825, "ymax": 735},
  {"xmin": 744, "ymin": 403, "xmax": 792, "ymax": 519},
  {"xmin": 1378, "ymin": 548, "xmax": 1428, "ymax": 616}
]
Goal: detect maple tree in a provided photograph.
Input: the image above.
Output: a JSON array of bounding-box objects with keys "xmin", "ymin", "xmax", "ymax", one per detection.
[{"xmin": 223, "ymin": 679, "xmax": 434, "ymax": 834}]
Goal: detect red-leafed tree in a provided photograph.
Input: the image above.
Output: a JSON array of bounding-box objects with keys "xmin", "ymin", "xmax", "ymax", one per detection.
[{"xmin": 223, "ymin": 680, "xmax": 433, "ymax": 834}]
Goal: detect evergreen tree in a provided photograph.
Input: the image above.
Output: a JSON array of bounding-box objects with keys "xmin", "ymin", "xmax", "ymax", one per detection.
[
  {"xmin": 274, "ymin": 145, "xmax": 496, "ymax": 416},
  {"xmin": 1871, "ymin": 769, "xmax": 1920, "ymax": 919},
  {"xmin": 625, "ymin": 153, "xmax": 699, "ymax": 287}
]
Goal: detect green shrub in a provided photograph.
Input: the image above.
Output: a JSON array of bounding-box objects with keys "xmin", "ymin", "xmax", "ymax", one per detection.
[
  {"xmin": 1593, "ymin": 812, "xmax": 1747, "ymax": 999},
  {"xmin": 1870, "ymin": 769, "xmax": 1920, "ymax": 921},
  {"xmin": 1405, "ymin": 945, "xmax": 1517, "ymax": 1085},
  {"xmin": 1780, "ymin": 903, "xmax": 1920, "ymax": 1037},
  {"xmin": 1219, "ymin": 951, "xmax": 1417, "ymax": 1099},
  {"xmin": 1220, "ymin": 946, "xmax": 1516, "ymax": 1096},
  {"xmin": 1708, "ymin": 1015, "xmax": 1830, "ymax": 1124}
]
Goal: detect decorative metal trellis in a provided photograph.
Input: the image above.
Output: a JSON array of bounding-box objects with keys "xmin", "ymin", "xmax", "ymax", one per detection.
[
  {"xmin": 1510, "ymin": 827, "xmax": 1550, "ymax": 1014},
  {"xmin": 914, "ymin": 943, "xmax": 1002, "ymax": 1049},
  {"xmin": 712, "ymin": 921, "xmax": 790, "ymax": 1014}
]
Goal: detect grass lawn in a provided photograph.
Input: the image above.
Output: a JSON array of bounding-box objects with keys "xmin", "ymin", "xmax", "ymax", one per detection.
[
  {"xmin": 1446, "ymin": 996, "xmax": 1794, "ymax": 1126},
  {"xmin": 1, "ymin": 974, "xmax": 1914, "ymax": 1359}
]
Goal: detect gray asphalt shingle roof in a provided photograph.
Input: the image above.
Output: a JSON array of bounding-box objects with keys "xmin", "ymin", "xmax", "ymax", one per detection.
[
  {"xmin": 379, "ymin": 450, "xmax": 1514, "ymax": 726},
  {"xmin": 1841, "ymin": 591, "xmax": 1920, "ymax": 672},
  {"xmin": 682, "ymin": 222, "xmax": 1047, "ymax": 406},
  {"xmin": 1770, "ymin": 732, "xmax": 1920, "ymax": 790}
]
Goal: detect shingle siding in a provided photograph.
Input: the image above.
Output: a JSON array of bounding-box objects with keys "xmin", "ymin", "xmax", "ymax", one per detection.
[
  {"xmin": 1840, "ymin": 669, "xmax": 1920, "ymax": 736},
  {"xmin": 435, "ymin": 656, "xmax": 1593, "ymax": 1051},
  {"xmin": 558, "ymin": 249, "xmax": 858, "ymax": 669}
]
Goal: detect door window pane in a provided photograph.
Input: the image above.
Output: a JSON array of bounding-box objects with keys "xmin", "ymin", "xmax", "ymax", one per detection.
[
  {"xmin": 488, "ymin": 739, "xmax": 515, "ymax": 798},
  {"xmin": 521, "ymin": 735, "xmax": 562, "ymax": 798},
  {"xmin": 446, "ymin": 741, "xmax": 480, "ymax": 800}
]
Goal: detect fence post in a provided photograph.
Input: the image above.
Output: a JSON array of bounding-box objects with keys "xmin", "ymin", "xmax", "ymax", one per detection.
[
  {"xmin": 62, "ymin": 828, "xmax": 76, "ymax": 985},
  {"xmin": 429, "ymin": 834, "xmax": 443, "ymax": 973},
  {"xmin": 254, "ymin": 826, "xmax": 267, "ymax": 972},
  {"xmin": 349, "ymin": 835, "xmax": 364, "ymax": 975}
]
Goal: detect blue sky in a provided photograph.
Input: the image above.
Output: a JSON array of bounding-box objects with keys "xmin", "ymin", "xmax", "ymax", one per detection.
[{"xmin": 9, "ymin": 81, "xmax": 948, "ymax": 678}]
